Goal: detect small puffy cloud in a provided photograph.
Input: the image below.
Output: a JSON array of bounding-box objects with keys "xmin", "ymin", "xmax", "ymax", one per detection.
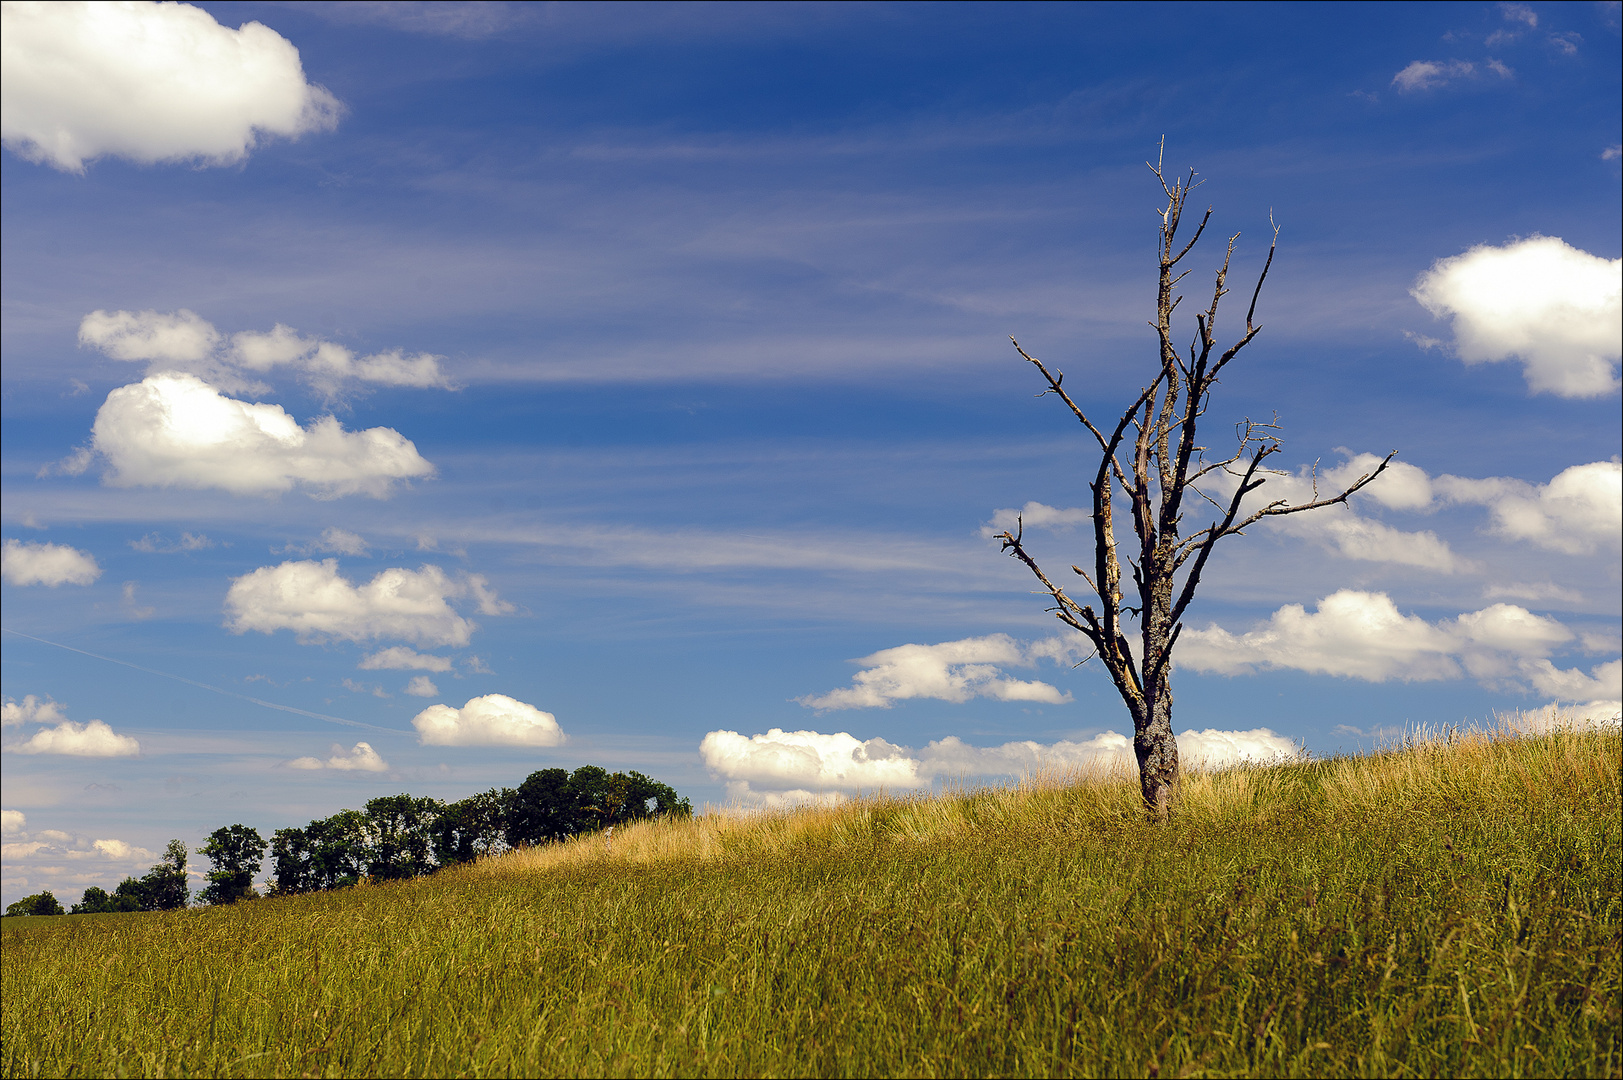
[
  {"xmin": 1412, "ymin": 236, "xmax": 1621, "ymax": 397},
  {"xmin": 2, "ymin": 539, "xmax": 101, "ymax": 586},
  {"xmin": 1201, "ymin": 456, "xmax": 1463, "ymax": 572},
  {"xmin": 706, "ymin": 726, "xmax": 1300, "ymax": 798},
  {"xmin": 88, "ymin": 373, "xmax": 435, "ymax": 498},
  {"xmin": 0, "ymin": 0, "xmax": 339, "ymax": 172},
  {"xmin": 1436, "ymin": 461, "xmax": 1621, "ymax": 555},
  {"xmin": 1392, "ymin": 60, "xmax": 1476, "ymax": 92},
  {"xmin": 225, "ymin": 559, "xmax": 480, "ymax": 647},
  {"xmin": 1180, "ymin": 590, "xmax": 1602, "ymax": 694},
  {"xmin": 700, "ymin": 728, "xmax": 923, "ymax": 791},
  {"xmin": 80, "ymin": 310, "xmax": 452, "ymax": 398},
  {"xmin": 92, "ymin": 838, "xmax": 153, "ymax": 860},
  {"xmin": 798, "ymin": 634, "xmax": 1076, "ymax": 711},
  {"xmin": 2, "ymin": 696, "xmax": 68, "ymax": 728},
  {"xmin": 286, "ymin": 741, "xmax": 389, "ymax": 772},
  {"xmin": 411, "ymin": 694, "xmax": 565, "ymax": 747},
  {"xmin": 10, "ymin": 719, "xmax": 140, "ymax": 757},
  {"xmin": 981, "ymin": 501, "xmax": 1090, "ymax": 539},
  {"xmin": 358, "ymin": 646, "xmax": 453, "ymax": 673},
  {"xmin": 404, "ymin": 675, "xmax": 438, "ymax": 697},
  {"xmin": 1547, "ymin": 32, "xmax": 1581, "ymax": 56},
  {"xmin": 1183, "ymin": 591, "xmax": 1463, "ymax": 682},
  {"xmin": 1520, "ymin": 658, "xmax": 1623, "ymax": 701},
  {"xmin": 80, "ymin": 309, "xmax": 217, "ymax": 364},
  {"xmin": 2, "ymin": 809, "xmax": 25, "ymax": 835},
  {"xmin": 1322, "ymin": 453, "xmax": 1435, "ymax": 511},
  {"xmin": 315, "ymin": 528, "xmax": 369, "ymax": 556}
]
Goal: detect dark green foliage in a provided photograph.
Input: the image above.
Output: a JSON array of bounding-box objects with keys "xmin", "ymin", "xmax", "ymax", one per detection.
[
  {"xmin": 270, "ymin": 810, "xmax": 370, "ymax": 895},
  {"xmin": 504, "ymin": 766, "xmax": 692, "ymax": 846},
  {"xmin": 3, "ymin": 891, "xmax": 63, "ymax": 917},
  {"xmin": 113, "ymin": 877, "xmax": 151, "ymax": 911},
  {"xmin": 197, "ymin": 825, "xmax": 266, "ymax": 905},
  {"xmin": 362, "ymin": 795, "xmax": 440, "ymax": 881},
  {"xmin": 431, "ymin": 789, "xmax": 507, "ymax": 866},
  {"xmin": 69, "ymin": 885, "xmax": 142, "ymax": 914},
  {"xmin": 142, "ymin": 839, "xmax": 190, "ymax": 910},
  {"xmin": 70, "ymin": 887, "xmax": 114, "ymax": 915},
  {"xmin": 503, "ymin": 767, "xmax": 573, "ymax": 845}
]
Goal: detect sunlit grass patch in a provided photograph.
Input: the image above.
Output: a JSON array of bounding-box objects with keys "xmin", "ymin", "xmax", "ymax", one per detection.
[{"xmin": 3, "ymin": 721, "xmax": 1618, "ymax": 1078}]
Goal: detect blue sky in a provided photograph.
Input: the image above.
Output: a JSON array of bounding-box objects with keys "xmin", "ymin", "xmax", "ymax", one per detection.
[{"xmin": 3, "ymin": 0, "xmax": 1619, "ymax": 905}]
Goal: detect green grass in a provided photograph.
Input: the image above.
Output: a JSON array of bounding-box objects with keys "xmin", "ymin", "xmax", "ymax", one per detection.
[{"xmin": 3, "ymin": 724, "xmax": 1619, "ymax": 1078}]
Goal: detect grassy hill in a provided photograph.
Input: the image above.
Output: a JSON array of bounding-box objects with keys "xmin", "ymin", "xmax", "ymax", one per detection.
[{"xmin": 4, "ymin": 721, "xmax": 1618, "ymax": 1078}]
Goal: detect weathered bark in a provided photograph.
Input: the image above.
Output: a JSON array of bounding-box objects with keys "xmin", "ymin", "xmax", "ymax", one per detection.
[{"xmin": 997, "ymin": 145, "xmax": 1393, "ymax": 819}]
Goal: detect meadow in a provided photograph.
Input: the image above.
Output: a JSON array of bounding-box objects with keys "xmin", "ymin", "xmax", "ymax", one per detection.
[{"xmin": 3, "ymin": 718, "xmax": 1618, "ymax": 1078}]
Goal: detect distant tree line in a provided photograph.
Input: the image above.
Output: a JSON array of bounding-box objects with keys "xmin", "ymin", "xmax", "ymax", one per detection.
[{"xmin": 5, "ymin": 766, "xmax": 689, "ymax": 917}]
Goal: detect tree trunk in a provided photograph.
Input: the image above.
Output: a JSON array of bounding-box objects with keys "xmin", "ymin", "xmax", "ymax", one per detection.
[{"xmin": 1135, "ymin": 681, "xmax": 1178, "ymax": 821}]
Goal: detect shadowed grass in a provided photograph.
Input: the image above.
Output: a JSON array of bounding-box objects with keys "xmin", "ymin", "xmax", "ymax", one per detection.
[{"xmin": 3, "ymin": 719, "xmax": 1618, "ymax": 1078}]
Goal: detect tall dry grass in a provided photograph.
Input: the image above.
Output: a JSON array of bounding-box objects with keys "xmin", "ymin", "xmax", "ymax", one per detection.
[{"xmin": 4, "ymin": 718, "xmax": 1618, "ymax": 1079}]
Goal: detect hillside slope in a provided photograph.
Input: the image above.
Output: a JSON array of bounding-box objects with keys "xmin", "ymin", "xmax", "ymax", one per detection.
[{"xmin": 4, "ymin": 721, "xmax": 1619, "ymax": 1078}]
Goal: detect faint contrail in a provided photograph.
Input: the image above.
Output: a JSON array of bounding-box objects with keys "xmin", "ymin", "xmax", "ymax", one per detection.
[{"xmin": 1, "ymin": 626, "xmax": 404, "ymax": 736}]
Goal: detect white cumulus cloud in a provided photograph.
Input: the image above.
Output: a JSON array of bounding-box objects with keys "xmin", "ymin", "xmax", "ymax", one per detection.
[
  {"xmin": 225, "ymin": 559, "xmax": 482, "ymax": 648},
  {"xmin": 411, "ymin": 694, "xmax": 565, "ymax": 747},
  {"xmin": 81, "ymin": 311, "xmax": 452, "ymax": 397},
  {"xmin": 1412, "ymin": 236, "xmax": 1621, "ymax": 397},
  {"xmin": 2, "ymin": 696, "xmax": 68, "ymax": 728},
  {"xmin": 1, "ymin": 0, "xmax": 340, "ymax": 172},
  {"xmin": 404, "ymin": 675, "xmax": 439, "ymax": 698},
  {"xmin": 2, "ymin": 539, "xmax": 101, "ymax": 587},
  {"xmin": 700, "ymin": 728, "xmax": 923, "ymax": 791},
  {"xmin": 9, "ymin": 719, "xmax": 140, "ymax": 757},
  {"xmin": 2, "ymin": 810, "xmax": 25, "ymax": 835},
  {"xmin": 1436, "ymin": 460, "xmax": 1621, "ymax": 555},
  {"xmin": 91, "ymin": 838, "xmax": 153, "ymax": 859},
  {"xmin": 798, "ymin": 633, "xmax": 1077, "ymax": 710},
  {"xmin": 286, "ymin": 741, "xmax": 388, "ymax": 772},
  {"xmin": 1179, "ymin": 590, "xmax": 1611, "ymax": 696},
  {"xmin": 358, "ymin": 646, "xmax": 453, "ymax": 673},
  {"xmin": 1200, "ymin": 454, "xmax": 1463, "ymax": 572},
  {"xmin": 1520, "ymin": 658, "xmax": 1623, "ymax": 701},
  {"xmin": 88, "ymin": 373, "xmax": 435, "ymax": 498}
]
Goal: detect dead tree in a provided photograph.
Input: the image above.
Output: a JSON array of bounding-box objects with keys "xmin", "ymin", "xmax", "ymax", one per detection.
[{"xmin": 997, "ymin": 150, "xmax": 1393, "ymax": 820}]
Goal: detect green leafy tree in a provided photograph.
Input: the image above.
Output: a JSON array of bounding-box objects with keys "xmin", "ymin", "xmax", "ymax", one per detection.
[
  {"xmin": 270, "ymin": 810, "xmax": 371, "ymax": 894},
  {"xmin": 112, "ymin": 877, "xmax": 150, "ymax": 911},
  {"xmin": 363, "ymin": 795, "xmax": 441, "ymax": 881},
  {"xmin": 306, "ymin": 810, "xmax": 368, "ymax": 889},
  {"xmin": 503, "ymin": 768, "xmax": 572, "ymax": 846},
  {"xmin": 432, "ymin": 789, "xmax": 508, "ymax": 865},
  {"xmin": 504, "ymin": 766, "xmax": 693, "ymax": 846},
  {"xmin": 140, "ymin": 839, "xmax": 190, "ymax": 910},
  {"xmin": 72, "ymin": 886, "xmax": 115, "ymax": 914},
  {"xmin": 268, "ymin": 826, "xmax": 315, "ymax": 895},
  {"xmin": 198, "ymin": 824, "xmax": 266, "ymax": 905},
  {"xmin": 4, "ymin": 891, "xmax": 64, "ymax": 917}
]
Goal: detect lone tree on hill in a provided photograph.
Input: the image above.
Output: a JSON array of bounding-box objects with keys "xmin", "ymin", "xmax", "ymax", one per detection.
[{"xmin": 997, "ymin": 148, "xmax": 1392, "ymax": 820}]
